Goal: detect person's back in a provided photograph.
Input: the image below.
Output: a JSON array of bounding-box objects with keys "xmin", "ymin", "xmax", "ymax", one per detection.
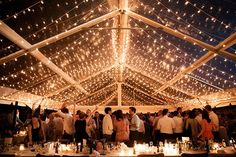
[
  {"xmin": 75, "ymin": 119, "xmax": 88, "ymax": 142},
  {"xmin": 173, "ymin": 116, "xmax": 183, "ymax": 134},
  {"xmin": 61, "ymin": 113, "xmax": 74, "ymax": 136},
  {"xmin": 186, "ymin": 118, "xmax": 199, "ymax": 138},
  {"xmin": 157, "ymin": 110, "xmax": 175, "ymax": 142},
  {"xmin": 114, "ymin": 118, "xmax": 129, "ymax": 142},
  {"xmin": 198, "ymin": 110, "xmax": 214, "ymax": 141},
  {"xmin": 53, "ymin": 107, "xmax": 75, "ymax": 142},
  {"xmin": 53, "ymin": 117, "xmax": 63, "ymax": 139},
  {"xmin": 46, "ymin": 114, "xmax": 56, "ymax": 141},
  {"xmin": 200, "ymin": 119, "xmax": 214, "ymax": 140},
  {"xmin": 158, "ymin": 115, "xmax": 175, "ymax": 134},
  {"xmin": 209, "ymin": 111, "xmax": 219, "ymax": 131},
  {"xmin": 102, "ymin": 107, "xmax": 113, "ymax": 142},
  {"xmin": 204, "ymin": 105, "xmax": 219, "ymax": 141}
]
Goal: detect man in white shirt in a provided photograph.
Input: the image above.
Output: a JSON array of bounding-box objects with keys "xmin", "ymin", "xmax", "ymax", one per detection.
[
  {"xmin": 153, "ymin": 110, "xmax": 162, "ymax": 144},
  {"xmin": 54, "ymin": 107, "xmax": 74, "ymax": 142},
  {"xmin": 129, "ymin": 107, "xmax": 140, "ymax": 146},
  {"xmin": 172, "ymin": 111, "xmax": 183, "ymax": 140},
  {"xmin": 157, "ymin": 109, "xmax": 175, "ymax": 142},
  {"xmin": 205, "ymin": 105, "xmax": 219, "ymax": 141},
  {"xmin": 102, "ymin": 107, "xmax": 113, "ymax": 142}
]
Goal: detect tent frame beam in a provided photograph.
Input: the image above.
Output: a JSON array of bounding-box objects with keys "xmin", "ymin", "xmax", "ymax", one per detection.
[
  {"xmin": 116, "ymin": 0, "xmax": 129, "ymax": 106},
  {"xmin": 0, "ymin": 10, "xmax": 120, "ymax": 65},
  {"xmin": 0, "ymin": 10, "xmax": 120, "ymax": 95},
  {"xmin": 0, "ymin": 21, "xmax": 88, "ymax": 94},
  {"xmin": 45, "ymin": 64, "xmax": 116, "ymax": 98},
  {"xmin": 152, "ymin": 32, "xmax": 236, "ymax": 95},
  {"xmin": 1, "ymin": 5, "xmax": 236, "ymax": 107}
]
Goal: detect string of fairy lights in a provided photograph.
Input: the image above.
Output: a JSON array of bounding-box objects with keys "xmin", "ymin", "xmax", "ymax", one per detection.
[
  {"xmin": 0, "ymin": 0, "xmax": 235, "ymax": 108},
  {"xmin": 127, "ymin": 18, "xmax": 236, "ymax": 94},
  {"xmin": 1, "ymin": 0, "xmax": 110, "ymax": 53},
  {"xmin": 128, "ymin": 0, "xmax": 236, "ymax": 86},
  {"xmin": 1, "ymin": 1, "xmax": 114, "ymax": 88}
]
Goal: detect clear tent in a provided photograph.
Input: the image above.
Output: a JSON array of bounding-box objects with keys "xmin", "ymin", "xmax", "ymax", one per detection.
[{"xmin": 0, "ymin": 0, "xmax": 236, "ymax": 111}]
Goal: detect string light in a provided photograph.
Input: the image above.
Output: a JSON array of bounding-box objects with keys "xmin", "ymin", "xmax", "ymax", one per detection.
[{"xmin": 0, "ymin": 0, "xmax": 235, "ymax": 108}]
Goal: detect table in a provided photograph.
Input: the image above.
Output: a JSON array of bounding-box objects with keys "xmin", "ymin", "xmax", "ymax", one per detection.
[{"xmin": 1, "ymin": 145, "xmax": 235, "ymax": 157}]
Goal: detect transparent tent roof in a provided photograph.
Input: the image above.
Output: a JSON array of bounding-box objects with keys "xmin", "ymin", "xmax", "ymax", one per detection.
[{"xmin": 0, "ymin": 0, "xmax": 236, "ymax": 110}]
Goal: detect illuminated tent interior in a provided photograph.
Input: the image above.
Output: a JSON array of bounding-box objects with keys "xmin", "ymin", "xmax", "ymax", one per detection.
[{"xmin": 0, "ymin": 0, "xmax": 236, "ymax": 112}]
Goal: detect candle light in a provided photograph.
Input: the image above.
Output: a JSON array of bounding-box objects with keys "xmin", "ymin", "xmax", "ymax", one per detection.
[
  {"xmin": 213, "ymin": 143, "xmax": 219, "ymax": 150},
  {"xmin": 19, "ymin": 131, "xmax": 26, "ymax": 136},
  {"xmin": 19, "ymin": 144, "xmax": 25, "ymax": 151},
  {"xmin": 83, "ymin": 139, "xmax": 87, "ymax": 146}
]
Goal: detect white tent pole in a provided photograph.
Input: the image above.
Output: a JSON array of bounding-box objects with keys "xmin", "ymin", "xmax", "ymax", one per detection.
[
  {"xmin": 115, "ymin": 0, "xmax": 129, "ymax": 106},
  {"xmin": 117, "ymin": 83, "xmax": 122, "ymax": 106},
  {"xmin": 117, "ymin": 0, "xmax": 129, "ymax": 82}
]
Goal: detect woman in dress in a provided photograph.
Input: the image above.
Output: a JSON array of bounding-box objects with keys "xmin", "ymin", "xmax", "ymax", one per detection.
[
  {"xmin": 27, "ymin": 114, "xmax": 46, "ymax": 145},
  {"xmin": 198, "ymin": 110, "xmax": 215, "ymax": 140},
  {"xmin": 74, "ymin": 112, "xmax": 89, "ymax": 144},
  {"xmin": 113, "ymin": 110, "xmax": 129, "ymax": 142}
]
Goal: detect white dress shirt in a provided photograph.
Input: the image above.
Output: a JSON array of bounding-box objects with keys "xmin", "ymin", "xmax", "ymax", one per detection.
[
  {"xmin": 57, "ymin": 111, "xmax": 74, "ymax": 135},
  {"xmin": 102, "ymin": 114, "xmax": 113, "ymax": 135},
  {"xmin": 209, "ymin": 111, "xmax": 219, "ymax": 131},
  {"xmin": 130, "ymin": 114, "xmax": 140, "ymax": 131},
  {"xmin": 138, "ymin": 120, "xmax": 145, "ymax": 133},
  {"xmin": 173, "ymin": 116, "xmax": 183, "ymax": 133},
  {"xmin": 157, "ymin": 115, "xmax": 176, "ymax": 134}
]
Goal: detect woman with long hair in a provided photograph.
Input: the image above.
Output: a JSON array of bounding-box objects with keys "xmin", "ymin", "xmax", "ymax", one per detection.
[
  {"xmin": 198, "ymin": 110, "xmax": 215, "ymax": 140},
  {"xmin": 74, "ymin": 112, "xmax": 89, "ymax": 144},
  {"xmin": 113, "ymin": 110, "xmax": 129, "ymax": 142},
  {"xmin": 27, "ymin": 114, "xmax": 46, "ymax": 145}
]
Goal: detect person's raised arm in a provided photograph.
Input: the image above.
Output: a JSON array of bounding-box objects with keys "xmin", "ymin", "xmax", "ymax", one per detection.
[
  {"xmin": 53, "ymin": 110, "xmax": 66, "ymax": 119},
  {"xmin": 86, "ymin": 105, "xmax": 98, "ymax": 122}
]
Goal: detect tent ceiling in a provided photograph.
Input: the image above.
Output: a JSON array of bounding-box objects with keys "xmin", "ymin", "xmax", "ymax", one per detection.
[{"xmin": 0, "ymin": 0, "xmax": 236, "ymax": 109}]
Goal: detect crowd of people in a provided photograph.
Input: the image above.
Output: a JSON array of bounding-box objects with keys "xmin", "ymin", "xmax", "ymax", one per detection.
[{"xmin": 25, "ymin": 104, "xmax": 231, "ymax": 148}]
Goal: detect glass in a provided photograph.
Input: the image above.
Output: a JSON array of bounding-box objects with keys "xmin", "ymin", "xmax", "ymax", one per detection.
[
  {"xmin": 159, "ymin": 142, "xmax": 163, "ymax": 152},
  {"xmin": 149, "ymin": 141, "xmax": 153, "ymax": 147}
]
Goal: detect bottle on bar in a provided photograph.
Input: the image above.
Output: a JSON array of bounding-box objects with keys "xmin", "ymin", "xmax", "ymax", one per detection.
[
  {"xmin": 157, "ymin": 141, "xmax": 159, "ymax": 153},
  {"xmin": 133, "ymin": 140, "xmax": 137, "ymax": 154},
  {"xmin": 159, "ymin": 141, "xmax": 163, "ymax": 153},
  {"xmin": 55, "ymin": 139, "xmax": 59, "ymax": 154},
  {"xmin": 89, "ymin": 140, "xmax": 95, "ymax": 154},
  {"xmin": 222, "ymin": 139, "xmax": 226, "ymax": 148},
  {"xmin": 176, "ymin": 138, "xmax": 182, "ymax": 154}
]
